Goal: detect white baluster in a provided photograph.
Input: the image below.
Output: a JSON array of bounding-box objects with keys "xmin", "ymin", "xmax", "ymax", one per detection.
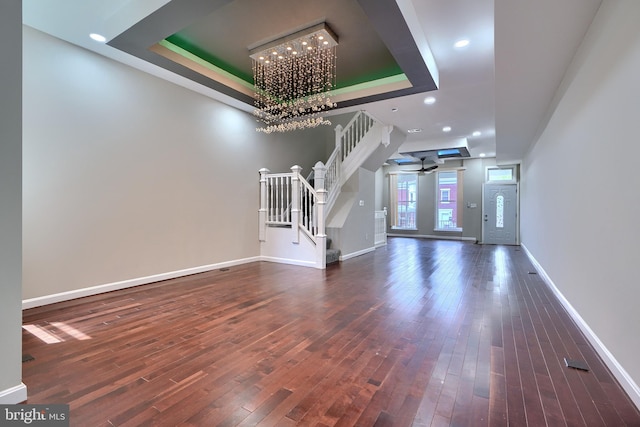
[{"xmin": 268, "ymin": 176, "xmax": 274, "ymax": 222}]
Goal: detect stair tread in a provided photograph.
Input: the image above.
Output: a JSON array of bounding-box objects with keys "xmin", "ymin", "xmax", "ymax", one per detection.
[{"xmin": 326, "ymin": 248, "xmax": 341, "ymax": 265}]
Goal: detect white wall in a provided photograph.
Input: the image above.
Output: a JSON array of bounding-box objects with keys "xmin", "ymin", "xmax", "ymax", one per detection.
[
  {"xmin": 374, "ymin": 167, "xmax": 385, "ymax": 211},
  {"xmin": 338, "ymin": 168, "xmax": 376, "ymax": 257},
  {"xmin": 0, "ymin": 1, "xmax": 27, "ymax": 403},
  {"xmin": 521, "ymin": 0, "xmax": 640, "ymax": 402},
  {"xmin": 22, "ymin": 26, "xmax": 327, "ymax": 301}
]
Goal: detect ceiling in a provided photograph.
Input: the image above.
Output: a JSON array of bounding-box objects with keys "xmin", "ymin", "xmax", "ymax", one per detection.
[{"xmin": 22, "ymin": 0, "xmax": 602, "ymax": 165}]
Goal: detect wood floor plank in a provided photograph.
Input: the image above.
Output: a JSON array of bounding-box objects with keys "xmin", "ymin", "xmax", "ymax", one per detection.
[{"xmin": 21, "ymin": 238, "xmax": 640, "ymax": 426}]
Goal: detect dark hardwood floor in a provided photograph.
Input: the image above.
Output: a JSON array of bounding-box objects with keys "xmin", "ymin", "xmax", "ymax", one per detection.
[{"xmin": 22, "ymin": 238, "xmax": 640, "ymax": 426}]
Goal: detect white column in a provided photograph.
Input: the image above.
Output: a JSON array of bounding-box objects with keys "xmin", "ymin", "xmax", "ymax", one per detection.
[
  {"xmin": 290, "ymin": 165, "xmax": 302, "ymax": 244},
  {"xmin": 258, "ymin": 168, "xmax": 269, "ymax": 242},
  {"xmin": 0, "ymin": 0, "xmax": 27, "ymax": 404}
]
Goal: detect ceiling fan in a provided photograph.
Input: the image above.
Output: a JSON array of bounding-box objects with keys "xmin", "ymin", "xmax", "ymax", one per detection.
[{"xmin": 412, "ymin": 157, "xmax": 439, "ymax": 173}]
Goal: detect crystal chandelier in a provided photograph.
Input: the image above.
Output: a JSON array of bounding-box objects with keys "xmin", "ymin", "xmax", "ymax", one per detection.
[{"xmin": 250, "ymin": 23, "xmax": 338, "ymax": 133}]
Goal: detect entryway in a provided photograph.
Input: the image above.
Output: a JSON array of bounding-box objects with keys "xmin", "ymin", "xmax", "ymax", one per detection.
[{"xmin": 483, "ymin": 183, "xmax": 517, "ymax": 244}]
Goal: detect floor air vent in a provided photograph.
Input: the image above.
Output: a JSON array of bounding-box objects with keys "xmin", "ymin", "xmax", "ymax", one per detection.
[{"xmin": 564, "ymin": 357, "xmax": 589, "ymax": 371}]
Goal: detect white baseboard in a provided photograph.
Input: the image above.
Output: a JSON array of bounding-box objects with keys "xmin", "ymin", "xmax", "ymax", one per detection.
[
  {"xmin": 22, "ymin": 257, "xmax": 262, "ymax": 310},
  {"xmin": 340, "ymin": 246, "xmax": 376, "ymax": 261},
  {"xmin": 388, "ymin": 233, "xmax": 477, "ymax": 242},
  {"xmin": 259, "ymin": 256, "xmax": 317, "ymax": 269},
  {"xmin": 0, "ymin": 383, "xmax": 27, "ymax": 404},
  {"xmin": 522, "ymin": 243, "xmax": 640, "ymax": 409}
]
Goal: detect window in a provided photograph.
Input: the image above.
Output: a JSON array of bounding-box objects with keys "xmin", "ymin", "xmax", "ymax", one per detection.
[
  {"xmin": 486, "ymin": 166, "xmax": 516, "ymax": 183},
  {"xmin": 435, "ymin": 170, "xmax": 463, "ymax": 231},
  {"xmin": 440, "ymin": 188, "xmax": 451, "ymax": 203},
  {"xmin": 389, "ymin": 173, "xmax": 418, "ymax": 229},
  {"xmin": 496, "ymin": 194, "xmax": 505, "ymax": 228},
  {"xmin": 438, "ymin": 209, "xmax": 453, "ymax": 228}
]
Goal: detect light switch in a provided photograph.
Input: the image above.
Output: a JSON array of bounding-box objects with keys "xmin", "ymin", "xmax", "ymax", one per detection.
[{"xmin": 359, "ymin": 200, "xmax": 364, "ymax": 206}]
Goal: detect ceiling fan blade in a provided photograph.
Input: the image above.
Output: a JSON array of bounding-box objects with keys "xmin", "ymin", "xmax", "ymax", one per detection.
[{"xmin": 414, "ymin": 158, "xmax": 438, "ymax": 173}]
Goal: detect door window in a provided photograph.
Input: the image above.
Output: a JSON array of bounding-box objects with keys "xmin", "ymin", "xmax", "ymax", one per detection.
[{"xmin": 496, "ymin": 194, "xmax": 504, "ymax": 228}]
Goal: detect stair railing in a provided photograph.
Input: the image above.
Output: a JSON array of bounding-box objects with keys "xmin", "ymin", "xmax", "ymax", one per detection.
[
  {"xmin": 374, "ymin": 208, "xmax": 388, "ymax": 247},
  {"xmin": 323, "ymin": 145, "xmax": 341, "ymax": 208},
  {"xmin": 337, "ymin": 111, "xmax": 376, "ymax": 160},
  {"xmin": 259, "ymin": 110, "xmax": 387, "ymax": 268},
  {"xmin": 259, "ymin": 165, "xmax": 326, "ymax": 245},
  {"xmin": 259, "ymin": 169, "xmax": 291, "ymax": 241},
  {"xmin": 324, "ymin": 111, "xmax": 387, "ymax": 214}
]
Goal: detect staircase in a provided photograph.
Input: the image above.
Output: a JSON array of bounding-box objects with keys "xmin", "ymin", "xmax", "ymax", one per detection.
[{"xmin": 259, "ymin": 111, "xmax": 401, "ymax": 269}]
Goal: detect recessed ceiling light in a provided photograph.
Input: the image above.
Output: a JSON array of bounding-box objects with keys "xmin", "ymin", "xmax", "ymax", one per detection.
[
  {"xmin": 472, "ymin": 131, "xmax": 482, "ymax": 137},
  {"xmin": 454, "ymin": 39, "xmax": 470, "ymax": 49},
  {"xmin": 408, "ymin": 128, "xmax": 422, "ymax": 133},
  {"xmin": 423, "ymin": 96, "xmax": 436, "ymax": 105},
  {"xmin": 89, "ymin": 33, "xmax": 106, "ymax": 43},
  {"xmin": 391, "ymin": 108, "xmax": 398, "ymax": 112},
  {"xmin": 479, "ymin": 153, "xmax": 486, "ymax": 157},
  {"xmin": 442, "ymin": 126, "xmax": 452, "ymax": 132}
]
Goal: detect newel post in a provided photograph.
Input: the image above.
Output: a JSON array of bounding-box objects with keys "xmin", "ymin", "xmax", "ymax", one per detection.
[
  {"xmin": 313, "ymin": 161, "xmax": 328, "ymax": 268},
  {"xmin": 334, "ymin": 124, "xmax": 343, "ymax": 152},
  {"xmin": 291, "ymin": 165, "xmax": 302, "ymax": 244},
  {"xmin": 315, "ymin": 188, "xmax": 327, "ymax": 269},
  {"xmin": 258, "ymin": 168, "xmax": 270, "ymax": 242},
  {"xmin": 313, "ymin": 161, "xmax": 326, "ymax": 191},
  {"xmin": 382, "ymin": 125, "xmax": 392, "ymax": 147}
]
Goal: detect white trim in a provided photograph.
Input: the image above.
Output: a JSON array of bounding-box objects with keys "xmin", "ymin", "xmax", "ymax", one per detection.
[
  {"xmin": 340, "ymin": 246, "xmax": 376, "ymax": 261},
  {"xmin": 22, "ymin": 257, "xmax": 262, "ymax": 310},
  {"xmin": 388, "ymin": 233, "xmax": 477, "ymax": 242},
  {"xmin": 0, "ymin": 383, "xmax": 27, "ymax": 404},
  {"xmin": 522, "ymin": 243, "xmax": 640, "ymax": 409},
  {"xmin": 433, "ymin": 227, "xmax": 463, "ymax": 233},
  {"xmin": 259, "ymin": 256, "xmax": 317, "ymax": 269},
  {"xmin": 485, "ymin": 165, "xmax": 517, "ymax": 184}
]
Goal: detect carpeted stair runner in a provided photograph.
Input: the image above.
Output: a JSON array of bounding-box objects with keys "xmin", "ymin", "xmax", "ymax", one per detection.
[{"xmin": 326, "ymin": 237, "xmax": 341, "ymax": 265}]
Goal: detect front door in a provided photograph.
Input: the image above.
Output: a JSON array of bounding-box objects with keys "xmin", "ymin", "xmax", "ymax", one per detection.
[{"xmin": 483, "ymin": 184, "xmax": 517, "ymax": 245}]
